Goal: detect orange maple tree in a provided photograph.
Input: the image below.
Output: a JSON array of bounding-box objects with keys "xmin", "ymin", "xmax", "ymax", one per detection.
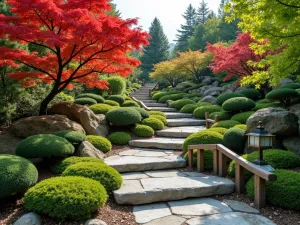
[{"xmin": 0, "ymin": 0, "xmax": 149, "ymax": 114}]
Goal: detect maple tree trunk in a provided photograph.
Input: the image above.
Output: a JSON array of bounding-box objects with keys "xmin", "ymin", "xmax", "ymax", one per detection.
[{"xmin": 39, "ymin": 85, "xmax": 60, "ymax": 115}]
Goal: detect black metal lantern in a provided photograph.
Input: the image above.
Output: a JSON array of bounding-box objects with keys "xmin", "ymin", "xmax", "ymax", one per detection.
[{"xmin": 246, "ymin": 121, "xmax": 275, "ymax": 165}]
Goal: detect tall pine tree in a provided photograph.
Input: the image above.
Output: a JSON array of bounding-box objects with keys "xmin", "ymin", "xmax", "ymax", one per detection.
[
  {"xmin": 197, "ymin": 0, "xmax": 210, "ymax": 24},
  {"xmin": 174, "ymin": 4, "xmax": 197, "ymax": 53},
  {"xmin": 140, "ymin": 18, "xmax": 169, "ymax": 81}
]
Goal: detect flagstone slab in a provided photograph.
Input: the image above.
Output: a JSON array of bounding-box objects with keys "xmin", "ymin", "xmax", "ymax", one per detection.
[
  {"xmin": 122, "ymin": 172, "xmax": 150, "ymax": 180},
  {"xmin": 143, "ymin": 215, "xmax": 186, "ymax": 225},
  {"xmin": 167, "ymin": 118, "xmax": 206, "ymax": 127},
  {"xmin": 144, "ymin": 170, "xmax": 187, "ymax": 178},
  {"xmin": 148, "ymin": 107, "xmax": 177, "ymax": 112},
  {"xmin": 129, "ymin": 137, "xmax": 185, "ymax": 150},
  {"xmin": 164, "ymin": 112, "xmax": 193, "ymax": 119},
  {"xmin": 156, "ymin": 126, "xmax": 205, "ymax": 138},
  {"xmin": 223, "ymin": 200, "xmax": 259, "ymax": 213},
  {"xmin": 144, "ymin": 103, "xmax": 168, "ymax": 107},
  {"xmin": 133, "ymin": 203, "xmax": 171, "ymax": 224}
]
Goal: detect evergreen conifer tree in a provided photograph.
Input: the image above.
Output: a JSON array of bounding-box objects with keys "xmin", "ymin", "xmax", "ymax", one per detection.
[{"xmin": 197, "ymin": 0, "xmax": 210, "ymax": 24}]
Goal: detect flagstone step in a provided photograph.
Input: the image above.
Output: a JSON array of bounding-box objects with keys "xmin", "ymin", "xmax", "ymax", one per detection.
[
  {"xmin": 113, "ymin": 170, "xmax": 235, "ymax": 205},
  {"xmin": 148, "ymin": 107, "xmax": 177, "ymax": 112},
  {"xmin": 156, "ymin": 126, "xmax": 206, "ymax": 138},
  {"xmin": 167, "ymin": 118, "xmax": 206, "ymax": 127},
  {"xmin": 144, "ymin": 102, "xmax": 168, "ymax": 107},
  {"xmin": 141, "ymin": 100, "xmax": 156, "ymax": 103},
  {"xmin": 164, "ymin": 112, "xmax": 193, "ymax": 119},
  {"xmin": 135, "ymin": 96, "xmax": 152, "ymax": 100},
  {"xmin": 129, "ymin": 137, "xmax": 184, "ymax": 150}
]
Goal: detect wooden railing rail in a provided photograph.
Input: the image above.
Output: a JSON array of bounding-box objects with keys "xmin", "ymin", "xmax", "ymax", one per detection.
[
  {"xmin": 205, "ymin": 112, "xmax": 219, "ymax": 129},
  {"xmin": 187, "ymin": 144, "xmax": 277, "ymax": 209},
  {"xmin": 131, "ymin": 96, "xmax": 150, "ymax": 111},
  {"xmin": 149, "ymin": 83, "xmax": 159, "ymax": 97}
]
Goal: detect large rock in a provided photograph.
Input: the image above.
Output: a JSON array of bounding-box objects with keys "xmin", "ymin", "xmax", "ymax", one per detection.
[
  {"xmin": 280, "ymin": 78, "xmax": 293, "ymax": 86},
  {"xmin": 282, "ymin": 137, "xmax": 300, "ymax": 156},
  {"xmin": 202, "ymin": 76, "xmax": 215, "ymax": 84},
  {"xmin": 199, "ymin": 96, "xmax": 217, "ymax": 105},
  {"xmin": 48, "ymin": 102, "xmax": 109, "ymax": 136},
  {"xmin": 133, "ymin": 203, "xmax": 171, "ymax": 224},
  {"xmin": 246, "ymin": 108, "xmax": 298, "ymax": 136},
  {"xmin": 77, "ymin": 141, "xmax": 105, "ymax": 159},
  {"xmin": 14, "ymin": 212, "xmax": 41, "ymax": 225},
  {"xmin": 288, "ymin": 103, "xmax": 300, "ymax": 120},
  {"xmin": 202, "ymin": 86, "xmax": 223, "ymax": 96},
  {"xmin": 11, "ymin": 115, "xmax": 85, "ymax": 138},
  {"xmin": 84, "ymin": 219, "xmax": 107, "ymax": 225}
]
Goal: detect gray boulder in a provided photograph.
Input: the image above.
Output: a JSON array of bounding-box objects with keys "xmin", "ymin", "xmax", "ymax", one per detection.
[
  {"xmin": 280, "ymin": 78, "xmax": 294, "ymax": 86},
  {"xmin": 14, "ymin": 212, "xmax": 41, "ymax": 225},
  {"xmin": 202, "ymin": 86, "xmax": 223, "ymax": 97},
  {"xmin": 202, "ymin": 76, "xmax": 215, "ymax": 84},
  {"xmin": 288, "ymin": 103, "xmax": 300, "ymax": 120},
  {"xmin": 84, "ymin": 219, "xmax": 107, "ymax": 225},
  {"xmin": 246, "ymin": 107, "xmax": 298, "ymax": 136},
  {"xmin": 199, "ymin": 96, "xmax": 217, "ymax": 105},
  {"xmin": 77, "ymin": 141, "xmax": 105, "ymax": 159},
  {"xmin": 282, "ymin": 137, "xmax": 300, "ymax": 156}
]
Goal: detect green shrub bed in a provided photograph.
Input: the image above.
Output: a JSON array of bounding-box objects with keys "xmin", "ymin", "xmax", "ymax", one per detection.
[
  {"xmin": 107, "ymin": 76, "xmax": 126, "ymax": 95},
  {"xmin": 74, "ymin": 98, "xmax": 97, "ymax": 106},
  {"xmin": 193, "ymin": 105, "xmax": 222, "ymax": 119},
  {"xmin": 150, "ymin": 115, "xmax": 167, "ymax": 125},
  {"xmin": 223, "ymin": 128, "xmax": 246, "ymax": 154},
  {"xmin": 132, "ymin": 124, "xmax": 154, "ymax": 137},
  {"xmin": 24, "ymin": 176, "xmax": 108, "ymax": 220},
  {"xmin": 180, "ymin": 103, "xmax": 211, "ymax": 114},
  {"xmin": 106, "ymin": 107, "xmax": 142, "ymax": 126},
  {"xmin": 108, "ymin": 132, "xmax": 131, "ymax": 145},
  {"xmin": 184, "ymin": 150, "xmax": 213, "ymax": 170},
  {"xmin": 133, "ymin": 107, "xmax": 150, "ymax": 119},
  {"xmin": 142, "ymin": 118, "xmax": 164, "ymax": 130},
  {"xmin": 104, "ymin": 100, "xmax": 120, "ymax": 106},
  {"xmin": 231, "ymin": 111, "xmax": 255, "ymax": 124},
  {"xmin": 55, "ymin": 130, "xmax": 87, "ymax": 145},
  {"xmin": 89, "ymin": 103, "xmax": 116, "ymax": 115},
  {"xmin": 216, "ymin": 93, "xmax": 244, "ymax": 106},
  {"xmin": 209, "ymin": 111, "xmax": 233, "ymax": 121},
  {"xmin": 107, "ymin": 95, "xmax": 125, "ymax": 104},
  {"xmin": 212, "ymin": 120, "xmax": 241, "ymax": 129},
  {"xmin": 280, "ymin": 83, "xmax": 300, "ymax": 89},
  {"xmin": 87, "ymin": 135, "xmax": 112, "ymax": 153},
  {"xmin": 208, "ymin": 127, "xmax": 228, "ymax": 135},
  {"xmin": 234, "ymin": 124, "xmax": 247, "ymax": 130},
  {"xmin": 152, "ymin": 92, "xmax": 169, "ymax": 101},
  {"xmin": 121, "ymin": 100, "xmax": 140, "ymax": 107},
  {"xmin": 222, "ymin": 97, "xmax": 256, "ymax": 112},
  {"xmin": 76, "ymin": 93, "xmax": 104, "ymax": 103},
  {"xmin": 172, "ymin": 99, "xmax": 196, "ymax": 110},
  {"xmin": 158, "ymin": 93, "xmax": 186, "ymax": 103},
  {"xmin": 148, "ymin": 111, "xmax": 166, "ymax": 117},
  {"xmin": 237, "ymin": 88, "xmax": 261, "ymax": 100}
]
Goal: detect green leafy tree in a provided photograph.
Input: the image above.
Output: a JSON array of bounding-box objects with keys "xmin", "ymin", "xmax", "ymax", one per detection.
[{"xmin": 197, "ymin": 0, "xmax": 210, "ymax": 24}]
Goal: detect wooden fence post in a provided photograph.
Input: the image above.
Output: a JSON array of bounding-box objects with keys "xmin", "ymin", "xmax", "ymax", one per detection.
[
  {"xmin": 214, "ymin": 115, "xmax": 219, "ymax": 123},
  {"xmin": 188, "ymin": 149, "xmax": 193, "ymax": 171},
  {"xmin": 197, "ymin": 149, "xmax": 204, "ymax": 172},
  {"xmin": 205, "ymin": 112, "xmax": 209, "ymax": 129},
  {"xmin": 218, "ymin": 151, "xmax": 227, "ymax": 177},
  {"xmin": 213, "ymin": 149, "xmax": 219, "ymax": 175},
  {"xmin": 235, "ymin": 163, "xmax": 245, "ymax": 194},
  {"xmin": 254, "ymin": 174, "xmax": 266, "ymax": 208}
]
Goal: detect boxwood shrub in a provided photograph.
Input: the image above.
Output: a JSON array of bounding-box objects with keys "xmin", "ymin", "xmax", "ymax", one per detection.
[
  {"xmin": 142, "ymin": 118, "xmax": 164, "ymax": 130},
  {"xmin": 252, "ymin": 101, "xmax": 281, "ymax": 111},
  {"xmin": 246, "ymin": 169, "xmax": 300, "ymax": 210},
  {"xmin": 24, "ymin": 176, "xmax": 108, "ymax": 220},
  {"xmin": 108, "ymin": 132, "xmax": 131, "ymax": 145},
  {"xmin": 280, "ymin": 83, "xmax": 300, "ymax": 89},
  {"xmin": 193, "ymin": 105, "xmax": 222, "ymax": 119},
  {"xmin": 52, "ymin": 156, "xmax": 103, "ymax": 174},
  {"xmin": 231, "ymin": 111, "xmax": 255, "ymax": 124},
  {"xmin": 104, "ymin": 100, "xmax": 120, "ymax": 106},
  {"xmin": 152, "ymin": 92, "xmax": 169, "ymax": 100},
  {"xmin": 107, "ymin": 76, "xmax": 126, "ymax": 95},
  {"xmin": 148, "ymin": 111, "xmax": 166, "ymax": 118},
  {"xmin": 62, "ymin": 162, "xmax": 122, "ymax": 192},
  {"xmin": 228, "ymin": 149, "xmax": 300, "ymax": 180},
  {"xmin": 89, "ymin": 103, "xmax": 116, "ymax": 115},
  {"xmin": 76, "ymin": 93, "xmax": 104, "ymax": 103},
  {"xmin": 234, "ymin": 124, "xmax": 247, "ymax": 130},
  {"xmin": 158, "ymin": 93, "xmax": 186, "ymax": 103},
  {"xmin": 223, "ymin": 128, "xmax": 246, "ymax": 154},
  {"xmin": 87, "ymin": 135, "xmax": 112, "ymax": 153},
  {"xmin": 106, "ymin": 107, "xmax": 142, "ymax": 126},
  {"xmin": 266, "ymin": 88, "xmax": 299, "ymax": 108},
  {"xmin": 216, "ymin": 93, "xmax": 244, "ymax": 106},
  {"xmin": 0, "ymin": 154, "xmax": 38, "ymax": 198},
  {"xmin": 180, "ymin": 103, "xmax": 211, "ymax": 114},
  {"xmin": 184, "ymin": 150, "xmax": 213, "ymax": 170},
  {"xmin": 172, "ymin": 99, "xmax": 196, "ymax": 110},
  {"xmin": 107, "ymin": 95, "xmax": 125, "ymax": 104},
  {"xmin": 237, "ymin": 88, "xmax": 261, "ymax": 100},
  {"xmin": 121, "ymin": 100, "xmax": 140, "ymax": 107},
  {"xmin": 150, "ymin": 115, "xmax": 167, "ymax": 125},
  {"xmin": 212, "ymin": 120, "xmax": 241, "ymax": 129},
  {"xmin": 74, "ymin": 98, "xmax": 97, "ymax": 106},
  {"xmin": 209, "ymin": 111, "xmax": 233, "ymax": 121},
  {"xmin": 208, "ymin": 127, "xmax": 228, "ymax": 135},
  {"xmin": 55, "ymin": 130, "xmax": 87, "ymax": 145},
  {"xmin": 132, "ymin": 124, "xmax": 154, "ymax": 137},
  {"xmin": 133, "ymin": 107, "xmax": 150, "ymax": 119},
  {"xmin": 222, "ymin": 97, "xmax": 256, "ymax": 112},
  {"xmin": 16, "ymin": 134, "xmax": 75, "ymax": 159}
]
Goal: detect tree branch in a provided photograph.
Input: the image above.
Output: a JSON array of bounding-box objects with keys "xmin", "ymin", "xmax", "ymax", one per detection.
[
  {"xmin": 263, "ymin": 28, "xmax": 300, "ymax": 38},
  {"xmin": 274, "ymin": 0, "xmax": 300, "ymax": 8},
  {"xmin": 15, "ymin": 60, "xmax": 56, "ymax": 80}
]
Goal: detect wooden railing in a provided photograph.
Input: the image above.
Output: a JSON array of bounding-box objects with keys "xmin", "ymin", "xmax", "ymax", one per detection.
[
  {"xmin": 131, "ymin": 96, "xmax": 150, "ymax": 111},
  {"xmin": 205, "ymin": 112, "xmax": 219, "ymax": 129},
  {"xmin": 187, "ymin": 144, "xmax": 277, "ymax": 209},
  {"xmin": 149, "ymin": 83, "xmax": 159, "ymax": 97}
]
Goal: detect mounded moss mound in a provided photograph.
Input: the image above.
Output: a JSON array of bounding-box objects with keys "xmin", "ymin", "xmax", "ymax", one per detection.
[
  {"xmin": 193, "ymin": 105, "xmax": 222, "ymax": 119},
  {"xmin": 180, "ymin": 102, "xmax": 211, "ymax": 113},
  {"xmin": 24, "ymin": 176, "xmax": 108, "ymax": 220},
  {"xmin": 237, "ymin": 88, "xmax": 261, "ymax": 100},
  {"xmin": 62, "ymin": 162, "xmax": 122, "ymax": 192},
  {"xmin": 106, "ymin": 107, "xmax": 142, "ymax": 126},
  {"xmin": 121, "ymin": 100, "xmax": 140, "ymax": 107},
  {"xmin": 0, "ymin": 154, "xmax": 38, "ymax": 198},
  {"xmin": 74, "ymin": 98, "xmax": 97, "ymax": 106},
  {"xmin": 209, "ymin": 111, "xmax": 233, "ymax": 121},
  {"xmin": 234, "ymin": 124, "xmax": 247, "ymax": 130},
  {"xmin": 158, "ymin": 93, "xmax": 186, "ymax": 103},
  {"xmin": 107, "ymin": 76, "xmax": 126, "ymax": 95},
  {"xmin": 228, "ymin": 149, "xmax": 300, "ymax": 180},
  {"xmin": 133, "ymin": 107, "xmax": 150, "ymax": 119},
  {"xmin": 148, "ymin": 111, "xmax": 166, "ymax": 118},
  {"xmin": 231, "ymin": 111, "xmax": 255, "ymax": 124},
  {"xmin": 183, "ymin": 130, "xmax": 224, "ymax": 152},
  {"xmin": 223, "ymin": 128, "xmax": 246, "ymax": 154},
  {"xmin": 132, "ymin": 124, "xmax": 154, "ymax": 137},
  {"xmin": 222, "ymin": 97, "xmax": 256, "ymax": 112},
  {"xmin": 246, "ymin": 169, "xmax": 300, "ymax": 210},
  {"xmin": 252, "ymin": 101, "xmax": 281, "ymax": 110},
  {"xmin": 172, "ymin": 99, "xmax": 196, "ymax": 110},
  {"xmin": 280, "ymin": 83, "xmax": 300, "ymax": 89},
  {"xmin": 108, "ymin": 132, "xmax": 131, "ymax": 145},
  {"xmin": 212, "ymin": 120, "xmax": 241, "ymax": 129},
  {"xmin": 142, "ymin": 118, "xmax": 164, "ymax": 130},
  {"xmin": 152, "ymin": 92, "xmax": 170, "ymax": 101},
  {"xmin": 104, "ymin": 100, "xmax": 120, "ymax": 106},
  {"xmin": 107, "ymin": 95, "xmax": 125, "ymax": 104},
  {"xmin": 216, "ymin": 93, "xmax": 244, "ymax": 106},
  {"xmin": 150, "ymin": 115, "xmax": 167, "ymax": 125},
  {"xmin": 208, "ymin": 127, "xmax": 228, "ymax": 135},
  {"xmin": 52, "ymin": 156, "xmax": 103, "ymax": 174},
  {"xmin": 16, "ymin": 134, "xmax": 75, "ymax": 159},
  {"xmin": 89, "ymin": 103, "xmax": 116, "ymax": 115},
  {"xmin": 55, "ymin": 130, "xmax": 87, "ymax": 145},
  {"xmin": 87, "ymin": 135, "xmax": 112, "ymax": 153},
  {"xmin": 184, "ymin": 150, "xmax": 213, "ymax": 170},
  {"xmin": 76, "ymin": 93, "xmax": 104, "ymax": 103}
]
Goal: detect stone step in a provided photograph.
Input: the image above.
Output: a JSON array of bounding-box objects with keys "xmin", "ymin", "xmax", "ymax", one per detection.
[
  {"xmin": 129, "ymin": 137, "xmax": 184, "ymax": 150},
  {"xmin": 164, "ymin": 112, "xmax": 193, "ymax": 119},
  {"xmin": 104, "ymin": 148, "xmax": 186, "ymax": 172},
  {"xmin": 145, "ymin": 102, "xmax": 168, "ymax": 107},
  {"xmin": 113, "ymin": 170, "xmax": 235, "ymax": 205},
  {"xmin": 141, "ymin": 100, "xmax": 156, "ymax": 103},
  {"xmin": 156, "ymin": 126, "xmax": 206, "ymax": 138},
  {"xmin": 148, "ymin": 107, "xmax": 177, "ymax": 112},
  {"xmin": 167, "ymin": 118, "xmax": 206, "ymax": 127},
  {"xmin": 135, "ymin": 96, "xmax": 152, "ymax": 100}
]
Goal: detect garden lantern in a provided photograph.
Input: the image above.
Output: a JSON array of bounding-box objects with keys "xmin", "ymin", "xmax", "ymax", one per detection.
[{"xmin": 246, "ymin": 121, "xmax": 275, "ymax": 165}]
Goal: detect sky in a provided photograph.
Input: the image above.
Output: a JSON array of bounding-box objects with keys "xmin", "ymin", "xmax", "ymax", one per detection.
[{"xmin": 113, "ymin": 0, "xmax": 221, "ymax": 43}]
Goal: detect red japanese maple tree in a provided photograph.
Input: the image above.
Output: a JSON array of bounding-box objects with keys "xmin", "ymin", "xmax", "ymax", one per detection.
[{"xmin": 0, "ymin": 0, "xmax": 149, "ymax": 114}]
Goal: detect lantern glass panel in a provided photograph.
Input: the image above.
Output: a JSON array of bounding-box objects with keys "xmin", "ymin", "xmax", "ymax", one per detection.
[
  {"xmin": 261, "ymin": 136, "xmax": 272, "ymax": 147},
  {"xmin": 249, "ymin": 136, "xmax": 260, "ymax": 147}
]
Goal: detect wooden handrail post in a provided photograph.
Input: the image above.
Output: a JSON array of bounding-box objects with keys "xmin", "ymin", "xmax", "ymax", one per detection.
[
  {"xmin": 214, "ymin": 115, "xmax": 219, "ymax": 123},
  {"xmin": 149, "ymin": 89, "xmax": 152, "ymax": 97},
  {"xmin": 254, "ymin": 174, "xmax": 266, "ymax": 209},
  {"xmin": 213, "ymin": 149, "xmax": 219, "ymax": 175},
  {"xmin": 197, "ymin": 149, "xmax": 204, "ymax": 172},
  {"xmin": 235, "ymin": 163, "xmax": 245, "ymax": 194},
  {"xmin": 218, "ymin": 151, "xmax": 227, "ymax": 177},
  {"xmin": 205, "ymin": 112, "xmax": 209, "ymax": 129},
  {"xmin": 188, "ymin": 149, "xmax": 193, "ymax": 171}
]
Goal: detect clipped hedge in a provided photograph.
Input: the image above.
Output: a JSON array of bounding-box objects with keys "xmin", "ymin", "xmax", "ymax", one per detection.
[
  {"xmin": 107, "ymin": 76, "xmax": 126, "ymax": 95},
  {"xmin": 193, "ymin": 105, "xmax": 222, "ymax": 119},
  {"xmin": 216, "ymin": 93, "xmax": 244, "ymax": 106},
  {"xmin": 55, "ymin": 130, "xmax": 87, "ymax": 145},
  {"xmin": 106, "ymin": 107, "xmax": 142, "ymax": 126},
  {"xmin": 152, "ymin": 92, "xmax": 170, "ymax": 101},
  {"xmin": 0, "ymin": 154, "xmax": 38, "ymax": 198},
  {"xmin": 89, "ymin": 103, "xmax": 116, "ymax": 115},
  {"xmin": 121, "ymin": 100, "xmax": 140, "ymax": 107},
  {"xmin": 209, "ymin": 111, "xmax": 232, "ymax": 121},
  {"xmin": 212, "ymin": 120, "xmax": 241, "ymax": 129},
  {"xmin": 231, "ymin": 111, "xmax": 255, "ymax": 124},
  {"xmin": 208, "ymin": 127, "xmax": 228, "ymax": 135},
  {"xmin": 150, "ymin": 115, "xmax": 167, "ymax": 125},
  {"xmin": 74, "ymin": 98, "xmax": 97, "ymax": 106},
  {"xmin": 76, "ymin": 93, "xmax": 104, "ymax": 103},
  {"xmin": 172, "ymin": 99, "xmax": 196, "ymax": 110},
  {"xmin": 104, "ymin": 100, "xmax": 120, "ymax": 106},
  {"xmin": 234, "ymin": 124, "xmax": 247, "ymax": 130},
  {"xmin": 16, "ymin": 134, "xmax": 75, "ymax": 159},
  {"xmin": 148, "ymin": 111, "xmax": 166, "ymax": 118},
  {"xmin": 184, "ymin": 150, "xmax": 213, "ymax": 170},
  {"xmin": 107, "ymin": 95, "xmax": 125, "ymax": 104},
  {"xmin": 108, "ymin": 132, "xmax": 131, "ymax": 145},
  {"xmin": 158, "ymin": 93, "xmax": 186, "ymax": 103},
  {"xmin": 238, "ymin": 88, "xmax": 261, "ymax": 100},
  {"xmin": 132, "ymin": 124, "xmax": 154, "ymax": 137},
  {"xmin": 181, "ymin": 103, "xmax": 211, "ymax": 114},
  {"xmin": 222, "ymin": 97, "xmax": 255, "ymax": 112},
  {"xmin": 223, "ymin": 128, "xmax": 246, "ymax": 154},
  {"xmin": 252, "ymin": 101, "xmax": 281, "ymax": 111},
  {"xmin": 133, "ymin": 107, "xmax": 150, "ymax": 119},
  {"xmin": 142, "ymin": 118, "xmax": 164, "ymax": 130},
  {"xmin": 266, "ymin": 88, "xmax": 299, "ymax": 107},
  {"xmin": 280, "ymin": 83, "xmax": 300, "ymax": 89},
  {"xmin": 87, "ymin": 135, "xmax": 112, "ymax": 153},
  {"xmin": 24, "ymin": 176, "xmax": 108, "ymax": 220},
  {"xmin": 62, "ymin": 162, "xmax": 122, "ymax": 192}
]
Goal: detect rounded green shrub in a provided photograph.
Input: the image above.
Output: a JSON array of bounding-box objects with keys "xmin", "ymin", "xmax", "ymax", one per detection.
[
  {"xmin": 183, "ymin": 130, "xmax": 224, "ymax": 152},
  {"xmin": 106, "ymin": 107, "xmax": 142, "ymax": 126},
  {"xmin": 223, "ymin": 128, "xmax": 246, "ymax": 154},
  {"xmin": 16, "ymin": 134, "xmax": 75, "ymax": 159},
  {"xmin": 172, "ymin": 99, "xmax": 196, "ymax": 110},
  {"xmin": 208, "ymin": 127, "xmax": 228, "ymax": 135},
  {"xmin": 121, "ymin": 100, "xmax": 140, "ymax": 107},
  {"xmin": 212, "ymin": 120, "xmax": 241, "ymax": 129},
  {"xmin": 216, "ymin": 93, "xmax": 244, "ymax": 106},
  {"xmin": 107, "ymin": 76, "xmax": 126, "ymax": 95},
  {"xmin": 150, "ymin": 115, "xmax": 167, "ymax": 125},
  {"xmin": 209, "ymin": 111, "xmax": 233, "ymax": 121},
  {"xmin": 76, "ymin": 93, "xmax": 104, "ymax": 103},
  {"xmin": 104, "ymin": 100, "xmax": 120, "ymax": 106},
  {"xmin": 148, "ymin": 111, "xmax": 166, "ymax": 118},
  {"xmin": 74, "ymin": 98, "xmax": 97, "ymax": 106},
  {"xmin": 231, "ymin": 111, "xmax": 255, "ymax": 124},
  {"xmin": 87, "ymin": 135, "xmax": 112, "ymax": 153},
  {"xmin": 184, "ymin": 150, "xmax": 213, "ymax": 170},
  {"xmin": 133, "ymin": 107, "xmax": 150, "ymax": 119},
  {"xmin": 152, "ymin": 92, "xmax": 169, "ymax": 101},
  {"xmin": 280, "ymin": 83, "xmax": 300, "ymax": 89},
  {"xmin": 234, "ymin": 124, "xmax": 247, "ymax": 130},
  {"xmin": 132, "ymin": 124, "xmax": 154, "ymax": 137},
  {"xmin": 158, "ymin": 93, "xmax": 186, "ymax": 103},
  {"xmin": 107, "ymin": 95, "xmax": 125, "ymax": 104},
  {"xmin": 62, "ymin": 162, "xmax": 122, "ymax": 192},
  {"xmin": 228, "ymin": 149, "xmax": 300, "ymax": 180},
  {"xmin": 52, "ymin": 156, "xmax": 103, "ymax": 174},
  {"xmin": 108, "ymin": 132, "xmax": 131, "ymax": 145},
  {"xmin": 180, "ymin": 103, "xmax": 211, "ymax": 114},
  {"xmin": 24, "ymin": 176, "xmax": 108, "ymax": 220},
  {"xmin": 222, "ymin": 97, "xmax": 255, "ymax": 112},
  {"xmin": 55, "ymin": 130, "xmax": 87, "ymax": 145},
  {"xmin": 252, "ymin": 101, "xmax": 281, "ymax": 110},
  {"xmin": 238, "ymin": 88, "xmax": 261, "ymax": 100},
  {"xmin": 142, "ymin": 118, "xmax": 164, "ymax": 130},
  {"xmin": 0, "ymin": 154, "xmax": 38, "ymax": 198},
  {"xmin": 89, "ymin": 103, "xmax": 116, "ymax": 115},
  {"xmin": 246, "ymin": 169, "xmax": 300, "ymax": 210},
  {"xmin": 193, "ymin": 105, "xmax": 222, "ymax": 119},
  {"xmin": 266, "ymin": 88, "xmax": 299, "ymax": 107}
]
